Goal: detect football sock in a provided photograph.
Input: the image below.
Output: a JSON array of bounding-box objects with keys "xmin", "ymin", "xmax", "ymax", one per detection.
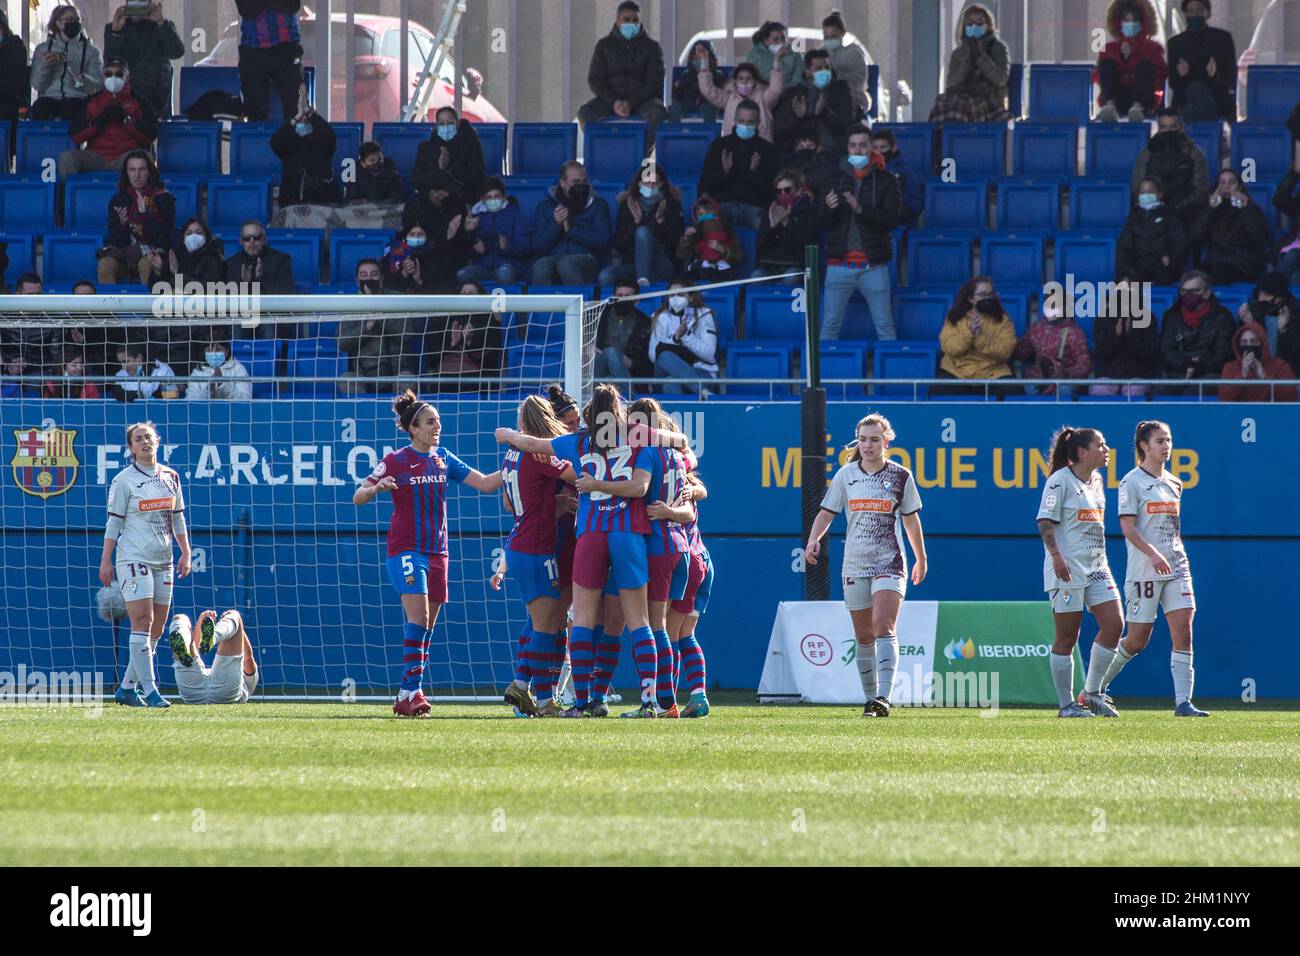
[
  {"xmin": 1171, "ymin": 650, "xmax": 1194, "ymax": 705},
  {"xmin": 569, "ymin": 626, "xmax": 595, "ymax": 707},
  {"xmin": 129, "ymin": 632, "xmax": 156, "ymax": 696},
  {"xmin": 530, "ymin": 631, "xmax": 559, "ymax": 701},
  {"xmin": 854, "ymin": 639, "xmax": 877, "ymax": 701},
  {"xmin": 1050, "ymin": 652, "xmax": 1075, "ymax": 708},
  {"xmin": 513, "ymin": 624, "xmax": 533, "ymax": 684},
  {"xmin": 399, "ymin": 622, "xmax": 427, "ymax": 694},
  {"xmin": 121, "ymin": 654, "xmax": 138, "ymax": 690},
  {"xmin": 671, "ymin": 640, "xmax": 683, "ymax": 695},
  {"xmin": 678, "ymin": 634, "xmax": 707, "ymax": 696},
  {"xmin": 1084, "ymin": 641, "xmax": 1117, "ymax": 695},
  {"xmin": 875, "ymin": 634, "xmax": 898, "ymax": 703},
  {"xmin": 1101, "ymin": 644, "xmax": 1135, "ymax": 692},
  {"xmin": 591, "ymin": 626, "xmax": 621, "ymax": 703},
  {"xmin": 653, "ymin": 629, "xmax": 675, "ymax": 710},
  {"xmin": 631, "ymin": 626, "xmax": 657, "ymax": 704},
  {"xmin": 214, "ymin": 615, "xmax": 239, "ymax": 642}
]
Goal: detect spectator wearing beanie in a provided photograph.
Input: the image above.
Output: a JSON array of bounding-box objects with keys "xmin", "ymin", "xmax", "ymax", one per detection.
[{"xmin": 1219, "ymin": 321, "xmax": 1297, "ymax": 402}]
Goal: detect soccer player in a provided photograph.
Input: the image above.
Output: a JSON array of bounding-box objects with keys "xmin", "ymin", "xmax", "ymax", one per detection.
[
  {"xmin": 1036, "ymin": 426, "xmax": 1124, "ymax": 718},
  {"xmin": 167, "ymin": 609, "xmax": 259, "ymax": 704},
  {"xmin": 99, "ymin": 421, "xmax": 192, "ymax": 709},
  {"xmin": 1097, "ymin": 421, "xmax": 1207, "ymax": 716},
  {"xmin": 547, "ymin": 384, "xmax": 581, "ymax": 706},
  {"xmin": 354, "ymin": 390, "xmax": 504, "ymax": 717},
  {"xmin": 668, "ymin": 469, "xmax": 713, "ymax": 718},
  {"xmin": 806, "ymin": 413, "xmax": 927, "ymax": 718}
]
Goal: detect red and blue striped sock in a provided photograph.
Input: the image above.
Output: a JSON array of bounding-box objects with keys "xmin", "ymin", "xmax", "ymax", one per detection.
[
  {"xmin": 679, "ymin": 634, "xmax": 707, "ymax": 696},
  {"xmin": 569, "ymin": 626, "xmax": 595, "ymax": 707},
  {"xmin": 654, "ymin": 629, "xmax": 676, "ymax": 710},
  {"xmin": 531, "ymin": 630, "xmax": 558, "ymax": 701},
  {"xmin": 631, "ymin": 626, "xmax": 657, "ymax": 703},
  {"xmin": 399, "ymin": 621, "xmax": 428, "ymax": 693},
  {"xmin": 591, "ymin": 625, "xmax": 620, "ymax": 702},
  {"xmin": 513, "ymin": 623, "xmax": 533, "ymax": 684},
  {"xmin": 671, "ymin": 640, "xmax": 682, "ymax": 696}
]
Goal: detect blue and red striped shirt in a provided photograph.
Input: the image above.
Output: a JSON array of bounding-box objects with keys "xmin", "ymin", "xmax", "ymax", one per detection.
[
  {"xmin": 240, "ymin": 10, "xmax": 300, "ymax": 48},
  {"xmin": 365, "ymin": 445, "xmax": 470, "ymax": 557},
  {"xmin": 551, "ymin": 430, "xmax": 654, "ymax": 536},
  {"xmin": 502, "ymin": 448, "xmax": 569, "ymax": 554},
  {"xmin": 645, "ymin": 446, "xmax": 691, "ymax": 555}
]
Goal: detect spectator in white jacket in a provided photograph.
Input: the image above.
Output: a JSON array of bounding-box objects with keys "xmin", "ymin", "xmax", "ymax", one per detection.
[
  {"xmin": 648, "ymin": 278, "xmax": 718, "ymax": 393},
  {"xmin": 186, "ymin": 338, "xmax": 251, "ymax": 401},
  {"xmin": 822, "ymin": 11, "xmax": 870, "ymax": 117},
  {"xmin": 111, "ymin": 340, "xmax": 176, "ymax": 401}
]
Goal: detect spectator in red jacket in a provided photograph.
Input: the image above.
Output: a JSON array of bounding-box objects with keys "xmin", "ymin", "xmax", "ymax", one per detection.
[
  {"xmin": 1015, "ymin": 301, "xmax": 1093, "ymax": 396},
  {"xmin": 43, "ymin": 348, "xmax": 101, "ymax": 399},
  {"xmin": 1094, "ymin": 0, "xmax": 1166, "ymax": 123},
  {"xmin": 99, "ymin": 148, "xmax": 175, "ymax": 285},
  {"xmin": 60, "ymin": 57, "xmax": 157, "ymax": 176},
  {"xmin": 1219, "ymin": 321, "xmax": 1297, "ymax": 403}
]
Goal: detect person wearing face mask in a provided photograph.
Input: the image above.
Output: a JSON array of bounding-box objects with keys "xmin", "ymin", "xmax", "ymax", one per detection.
[
  {"xmin": 61, "ymin": 58, "xmax": 158, "ymax": 177},
  {"xmin": 235, "ymin": 0, "xmax": 305, "ymax": 122},
  {"xmin": 149, "ymin": 216, "xmax": 227, "ymax": 294},
  {"xmin": 1116, "ymin": 176, "xmax": 1188, "ymax": 285},
  {"xmin": 744, "ymin": 20, "xmax": 803, "ymax": 87},
  {"xmin": 339, "ymin": 260, "xmax": 421, "ymax": 397},
  {"xmin": 1191, "ymin": 169, "xmax": 1271, "ymax": 285},
  {"xmin": 383, "ymin": 224, "xmax": 442, "ymax": 294},
  {"xmin": 773, "ymin": 49, "xmax": 855, "ymax": 157},
  {"xmin": 578, "ymin": 1, "xmax": 668, "ymax": 148},
  {"xmin": 530, "ymin": 160, "xmax": 612, "ymax": 286},
  {"xmin": 186, "ymin": 336, "xmax": 252, "ymax": 402},
  {"xmin": 413, "ymin": 107, "xmax": 485, "ymax": 207},
  {"xmin": 1238, "ymin": 273, "xmax": 1300, "ymax": 369},
  {"xmin": 594, "ymin": 279, "xmax": 654, "ymax": 383},
  {"xmin": 667, "ymin": 40, "xmax": 722, "ymax": 124},
  {"xmin": 1130, "ymin": 108, "xmax": 1209, "ymax": 230},
  {"xmin": 1165, "ymin": 0, "xmax": 1236, "ymax": 123},
  {"xmin": 677, "ymin": 198, "xmax": 743, "ymax": 279},
  {"xmin": 821, "ymin": 11, "xmax": 870, "ymax": 117},
  {"xmin": 99, "ymin": 149, "xmax": 175, "ymax": 287},
  {"xmin": 928, "ymin": 3, "xmax": 1010, "ymax": 124},
  {"xmin": 31, "ymin": 5, "xmax": 104, "ymax": 122},
  {"xmin": 871, "ymin": 129, "xmax": 924, "ymax": 228},
  {"xmin": 1094, "ymin": 1, "xmax": 1167, "ymax": 123},
  {"xmin": 270, "ymin": 88, "xmax": 342, "ymax": 206},
  {"xmin": 457, "ymin": 178, "xmax": 532, "ymax": 286},
  {"xmin": 753, "ymin": 170, "xmax": 818, "ymax": 284},
  {"xmin": 1218, "ymin": 321, "xmax": 1297, "ymax": 403},
  {"xmin": 698, "ymin": 101, "xmax": 779, "ymax": 230},
  {"xmin": 599, "ymin": 165, "xmax": 685, "ymax": 288},
  {"xmin": 104, "ymin": 1, "xmax": 184, "ymax": 118},
  {"xmin": 787, "ymin": 129, "xmax": 839, "ymax": 198},
  {"xmin": 0, "ymin": 9, "xmax": 29, "ymax": 165},
  {"xmin": 648, "ymin": 282, "xmax": 719, "ymax": 394},
  {"xmin": 1014, "ymin": 302, "xmax": 1093, "ymax": 397},
  {"xmin": 1091, "ymin": 281, "xmax": 1162, "ymax": 396},
  {"xmin": 346, "ymin": 142, "xmax": 404, "ymax": 204},
  {"xmin": 1159, "ymin": 270, "xmax": 1235, "ymax": 393},
  {"xmin": 935, "ymin": 276, "xmax": 1019, "ymax": 396},
  {"xmin": 697, "ymin": 61, "xmax": 784, "ymax": 142}
]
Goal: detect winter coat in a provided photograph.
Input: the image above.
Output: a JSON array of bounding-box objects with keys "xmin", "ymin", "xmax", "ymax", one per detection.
[
  {"xmin": 185, "ymin": 356, "xmax": 252, "ymax": 401},
  {"xmin": 773, "ymin": 78, "xmax": 857, "ymax": 155},
  {"xmin": 1219, "ymin": 320, "xmax": 1297, "ymax": 402},
  {"xmin": 671, "ymin": 55, "xmax": 725, "ymax": 112},
  {"xmin": 1190, "ymin": 197, "xmax": 1272, "ymax": 282},
  {"xmin": 1159, "ymin": 299, "xmax": 1236, "ymax": 380},
  {"xmin": 755, "ymin": 197, "xmax": 818, "ymax": 269},
  {"xmin": 885, "ymin": 153, "xmax": 924, "ymax": 227},
  {"xmin": 346, "ymin": 156, "xmax": 405, "ymax": 203},
  {"xmin": 382, "ymin": 237, "xmax": 445, "ymax": 294},
  {"xmin": 401, "ymin": 191, "xmax": 471, "ymax": 256},
  {"xmin": 596, "ymin": 304, "xmax": 653, "ymax": 377},
  {"xmin": 148, "ymin": 236, "xmax": 228, "ymax": 287},
  {"xmin": 463, "ymin": 197, "xmax": 531, "ymax": 272},
  {"xmin": 815, "ymin": 160, "xmax": 903, "ymax": 265},
  {"xmin": 791, "ymin": 148, "xmax": 841, "ymax": 200},
  {"xmin": 0, "ymin": 17, "xmax": 29, "ymax": 120},
  {"xmin": 1093, "ymin": 312, "xmax": 1161, "ymax": 380},
  {"xmin": 1092, "ymin": 0, "xmax": 1167, "ymax": 105},
  {"xmin": 31, "ymin": 32, "xmax": 103, "ymax": 102},
  {"xmin": 270, "ymin": 112, "xmax": 342, "ymax": 205},
  {"xmin": 649, "ymin": 305, "xmax": 718, "ymax": 375},
  {"xmin": 941, "ymin": 6, "xmax": 1010, "ymax": 104},
  {"xmin": 1115, "ymin": 204, "xmax": 1188, "ymax": 284},
  {"xmin": 1014, "ymin": 317, "xmax": 1093, "ymax": 391},
  {"xmin": 676, "ymin": 218, "xmax": 743, "ymax": 272},
  {"xmin": 224, "ymin": 245, "xmax": 296, "ymax": 294},
  {"xmin": 697, "ymin": 65, "xmax": 784, "ymax": 141},
  {"xmin": 1280, "ymin": 313, "xmax": 1300, "ymax": 373},
  {"xmin": 828, "ymin": 40, "xmax": 870, "ymax": 114},
  {"xmin": 1131, "ymin": 132, "xmax": 1209, "ymax": 222},
  {"xmin": 742, "ymin": 40, "xmax": 803, "ymax": 87},
  {"xmin": 106, "ymin": 187, "xmax": 176, "ymax": 250},
  {"xmin": 1166, "ymin": 21, "xmax": 1236, "ymax": 118},
  {"xmin": 69, "ymin": 82, "xmax": 157, "ymax": 162},
  {"xmin": 610, "ymin": 188, "xmax": 684, "ymax": 262},
  {"xmin": 697, "ymin": 132, "xmax": 779, "ymax": 208},
  {"xmin": 939, "ymin": 310, "xmax": 1017, "ymax": 380},
  {"xmin": 339, "ymin": 310, "xmax": 416, "ymax": 378},
  {"xmin": 586, "ymin": 25, "xmax": 665, "ymax": 110},
  {"xmin": 1270, "ymin": 169, "xmax": 1300, "ymax": 257},
  {"xmin": 103, "ymin": 17, "xmax": 184, "ymax": 117},
  {"xmin": 412, "ymin": 119, "xmax": 485, "ymax": 206},
  {"xmin": 530, "ymin": 186, "xmax": 613, "ymax": 259}
]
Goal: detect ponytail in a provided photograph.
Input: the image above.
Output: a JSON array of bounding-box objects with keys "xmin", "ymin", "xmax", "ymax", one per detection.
[
  {"xmin": 393, "ymin": 388, "xmax": 432, "ymax": 434},
  {"xmin": 1048, "ymin": 426, "xmax": 1099, "ymax": 474},
  {"xmin": 1134, "ymin": 420, "xmax": 1170, "ymax": 461},
  {"xmin": 846, "ymin": 413, "xmax": 895, "ymax": 463}
]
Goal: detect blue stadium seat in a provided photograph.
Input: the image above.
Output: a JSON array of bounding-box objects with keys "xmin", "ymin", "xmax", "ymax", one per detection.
[
  {"xmin": 804, "ymin": 344, "xmax": 866, "ymax": 398},
  {"xmin": 676, "ymin": 180, "xmax": 698, "ymax": 214},
  {"xmin": 265, "ymin": 230, "xmax": 324, "ymax": 288},
  {"xmin": 328, "ymin": 230, "xmax": 393, "ymax": 284},
  {"xmin": 907, "ymin": 232, "xmax": 973, "ymax": 286},
  {"xmin": 735, "ymin": 226, "xmax": 757, "ymax": 277},
  {"xmin": 1185, "ymin": 122, "xmax": 1221, "ymax": 171},
  {"xmin": 1085, "ymin": 124, "xmax": 1149, "ymax": 178},
  {"xmin": 654, "ymin": 123, "xmax": 720, "ymax": 182},
  {"xmin": 745, "ymin": 287, "xmax": 804, "ymax": 344},
  {"xmin": 505, "ymin": 342, "xmax": 565, "ymax": 390},
  {"xmin": 1245, "ymin": 66, "xmax": 1300, "ymax": 122},
  {"xmin": 941, "ymin": 123, "xmax": 1006, "ymax": 178},
  {"xmin": 893, "ymin": 289, "xmax": 951, "ymax": 342},
  {"xmin": 1069, "ymin": 180, "xmax": 1130, "ymax": 230},
  {"xmin": 724, "ymin": 345, "xmax": 792, "ymax": 396},
  {"xmin": 230, "ymin": 339, "xmax": 280, "ymax": 400},
  {"xmin": 996, "ymin": 178, "xmax": 1060, "ymax": 229},
  {"xmin": 872, "ymin": 123, "xmax": 934, "ymax": 176},
  {"xmin": 476, "ymin": 123, "xmax": 508, "ymax": 176},
  {"xmin": 0, "ymin": 179, "xmax": 55, "ymax": 230},
  {"xmin": 162, "ymin": 175, "xmax": 204, "ymax": 222},
  {"xmin": 923, "ymin": 180, "xmax": 987, "ymax": 229},
  {"xmin": 511, "ymin": 123, "xmax": 578, "ymax": 178},
  {"xmin": 156, "ymin": 121, "xmax": 222, "ymax": 174},
  {"xmin": 503, "ymin": 177, "xmax": 556, "ymax": 228},
  {"xmin": 981, "ymin": 231, "xmax": 1047, "ymax": 287},
  {"xmin": 1012, "ymin": 123, "xmax": 1077, "ymax": 177},
  {"xmin": 509, "ymin": 285, "xmax": 588, "ymax": 345},
  {"xmin": 16, "ymin": 122, "xmax": 71, "ymax": 175},
  {"xmin": 1148, "ymin": 285, "xmax": 1176, "ymax": 325},
  {"xmin": 64, "ymin": 178, "xmax": 118, "ymax": 231},
  {"xmin": 285, "ymin": 338, "xmax": 347, "ymax": 397},
  {"xmin": 996, "ymin": 289, "xmax": 1033, "ymax": 336},
  {"xmin": 178, "ymin": 65, "xmax": 314, "ymax": 120},
  {"xmin": 699, "ymin": 288, "xmax": 739, "ymax": 344},
  {"xmin": 228, "ymin": 123, "xmax": 281, "ymax": 177},
  {"xmin": 583, "ymin": 122, "xmax": 648, "ymax": 181},
  {"xmin": 1231, "ymin": 124, "xmax": 1292, "ymax": 181},
  {"xmin": 207, "ymin": 177, "xmax": 274, "ymax": 229},
  {"xmin": 874, "ymin": 344, "xmax": 938, "ymax": 397},
  {"xmin": 370, "ymin": 123, "xmax": 434, "ymax": 181},
  {"xmin": 1008, "ymin": 63, "xmax": 1025, "ymax": 118},
  {"xmin": 0, "ymin": 232, "xmax": 35, "ymax": 283},
  {"xmin": 1215, "ymin": 283, "xmax": 1254, "ymax": 319},
  {"xmin": 1054, "ymin": 232, "xmax": 1118, "ymax": 284},
  {"xmin": 1245, "ymin": 183, "xmax": 1281, "ymax": 233},
  {"xmin": 1028, "ymin": 64, "xmax": 1095, "ymax": 123},
  {"xmin": 331, "ymin": 123, "xmax": 365, "ymax": 179},
  {"xmin": 41, "ymin": 232, "xmax": 102, "ymax": 284}
]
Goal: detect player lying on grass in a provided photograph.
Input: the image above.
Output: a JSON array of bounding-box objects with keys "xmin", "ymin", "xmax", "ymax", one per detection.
[{"xmin": 167, "ymin": 610, "xmax": 258, "ymax": 705}]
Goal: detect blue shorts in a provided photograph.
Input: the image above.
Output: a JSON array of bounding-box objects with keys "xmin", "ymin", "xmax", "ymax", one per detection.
[
  {"xmin": 386, "ymin": 551, "xmax": 449, "ymax": 602},
  {"xmin": 695, "ymin": 549, "xmax": 714, "ymax": 614},
  {"xmin": 574, "ymin": 530, "xmax": 649, "ymax": 591},
  {"xmin": 508, "ymin": 548, "xmax": 561, "ymax": 605}
]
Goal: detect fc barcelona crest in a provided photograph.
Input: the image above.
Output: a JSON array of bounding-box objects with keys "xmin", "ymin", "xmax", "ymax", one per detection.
[{"xmin": 11, "ymin": 427, "xmax": 79, "ymax": 499}]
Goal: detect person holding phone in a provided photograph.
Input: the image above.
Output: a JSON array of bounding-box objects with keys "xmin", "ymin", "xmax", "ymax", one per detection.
[
  {"xmin": 105, "ymin": 1, "xmax": 184, "ymax": 118},
  {"xmin": 31, "ymin": 5, "xmax": 103, "ymax": 121}
]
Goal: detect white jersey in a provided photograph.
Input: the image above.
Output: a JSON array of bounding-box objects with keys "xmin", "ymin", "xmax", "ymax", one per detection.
[
  {"xmin": 1118, "ymin": 466, "xmax": 1190, "ymax": 582},
  {"xmin": 820, "ymin": 459, "xmax": 921, "ymax": 579},
  {"xmin": 1037, "ymin": 467, "xmax": 1110, "ymax": 591},
  {"xmin": 105, "ymin": 462, "xmax": 188, "ymax": 566}
]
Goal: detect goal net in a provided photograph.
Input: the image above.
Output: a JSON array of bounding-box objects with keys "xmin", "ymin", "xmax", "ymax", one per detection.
[{"xmin": 0, "ymin": 291, "xmax": 603, "ymax": 702}]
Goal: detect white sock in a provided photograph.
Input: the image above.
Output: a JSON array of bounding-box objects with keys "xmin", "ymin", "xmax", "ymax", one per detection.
[
  {"xmin": 1101, "ymin": 644, "xmax": 1135, "ymax": 692},
  {"xmin": 214, "ymin": 615, "xmax": 239, "ymax": 642},
  {"xmin": 129, "ymin": 632, "xmax": 157, "ymax": 696},
  {"xmin": 397, "ymin": 688, "xmax": 413, "ymax": 701},
  {"xmin": 1171, "ymin": 650, "xmax": 1194, "ymax": 705},
  {"xmin": 874, "ymin": 634, "xmax": 898, "ymax": 703},
  {"xmin": 121, "ymin": 654, "xmax": 138, "ymax": 690},
  {"xmin": 1050, "ymin": 652, "xmax": 1075, "ymax": 709},
  {"xmin": 1084, "ymin": 642, "xmax": 1117, "ymax": 694},
  {"xmin": 855, "ymin": 640, "xmax": 877, "ymax": 701}
]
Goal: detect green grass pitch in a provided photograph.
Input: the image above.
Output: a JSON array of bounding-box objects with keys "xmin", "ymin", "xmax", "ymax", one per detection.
[{"xmin": 2, "ymin": 696, "xmax": 1297, "ymax": 866}]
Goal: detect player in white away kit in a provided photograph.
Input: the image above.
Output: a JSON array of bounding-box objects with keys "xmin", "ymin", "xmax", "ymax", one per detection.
[
  {"xmin": 167, "ymin": 610, "xmax": 259, "ymax": 704},
  {"xmin": 98, "ymin": 422, "xmax": 192, "ymax": 709},
  {"xmin": 1036, "ymin": 427, "xmax": 1124, "ymax": 718},
  {"xmin": 1096, "ymin": 421, "xmax": 1207, "ymax": 716},
  {"xmin": 807, "ymin": 414, "xmax": 928, "ymax": 717}
]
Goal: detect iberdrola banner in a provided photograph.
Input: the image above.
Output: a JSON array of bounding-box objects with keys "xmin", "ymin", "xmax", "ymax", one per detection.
[{"xmin": 757, "ymin": 602, "xmax": 1083, "ymax": 708}]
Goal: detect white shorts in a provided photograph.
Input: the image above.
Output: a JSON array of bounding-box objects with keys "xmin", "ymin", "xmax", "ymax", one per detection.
[
  {"xmin": 1049, "ymin": 575, "xmax": 1120, "ymax": 613},
  {"xmin": 116, "ymin": 561, "xmax": 173, "ymax": 606},
  {"xmin": 844, "ymin": 574, "xmax": 906, "ymax": 611},
  {"xmin": 1125, "ymin": 578, "xmax": 1196, "ymax": 624},
  {"xmin": 174, "ymin": 653, "xmax": 257, "ymax": 705}
]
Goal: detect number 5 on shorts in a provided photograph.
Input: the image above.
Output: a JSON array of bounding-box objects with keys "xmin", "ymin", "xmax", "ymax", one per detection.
[{"xmin": 402, "ymin": 554, "xmax": 415, "ymax": 576}]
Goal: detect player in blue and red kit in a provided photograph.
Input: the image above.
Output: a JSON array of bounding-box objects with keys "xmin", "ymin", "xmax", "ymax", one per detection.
[
  {"xmin": 669, "ymin": 467, "xmax": 714, "ymax": 717},
  {"xmin": 354, "ymin": 390, "xmax": 503, "ymax": 717}
]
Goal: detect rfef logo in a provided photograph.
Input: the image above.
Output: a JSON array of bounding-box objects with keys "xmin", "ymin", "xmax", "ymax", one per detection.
[
  {"xmin": 800, "ymin": 633, "xmax": 833, "ymax": 666},
  {"xmin": 11, "ymin": 427, "xmax": 79, "ymax": 499}
]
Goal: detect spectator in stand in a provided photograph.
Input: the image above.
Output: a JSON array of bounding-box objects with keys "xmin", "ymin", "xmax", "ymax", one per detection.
[
  {"xmin": 271, "ymin": 89, "xmax": 341, "ymax": 205},
  {"xmin": 1237, "ymin": 273, "xmax": 1299, "ymax": 367},
  {"xmin": 599, "ymin": 164, "xmax": 684, "ymax": 288},
  {"xmin": 787, "ymin": 128, "xmax": 839, "ymax": 197},
  {"xmin": 772, "ymin": 49, "xmax": 856, "ymax": 157},
  {"xmin": 594, "ymin": 278, "xmax": 653, "ymax": 382},
  {"xmin": 872, "ymin": 128, "xmax": 924, "ymax": 228},
  {"xmin": 236, "ymin": 0, "xmax": 304, "ymax": 122},
  {"xmin": 413, "ymin": 107, "xmax": 485, "ymax": 207},
  {"xmin": 338, "ymin": 259, "xmax": 417, "ymax": 396},
  {"xmin": 667, "ymin": 39, "xmax": 722, "ymax": 123},
  {"xmin": 0, "ymin": 10, "xmax": 28, "ymax": 164},
  {"xmin": 147, "ymin": 217, "xmax": 227, "ymax": 290},
  {"xmin": 104, "ymin": 1, "xmax": 183, "ymax": 118},
  {"xmin": 225, "ymin": 220, "xmax": 296, "ymax": 304},
  {"xmin": 1131, "ymin": 108, "xmax": 1209, "ymax": 230},
  {"xmin": 382, "ymin": 224, "xmax": 442, "ymax": 294},
  {"xmin": 1116, "ymin": 176, "xmax": 1188, "ymax": 285},
  {"xmin": 68, "ymin": 280, "xmax": 108, "ymax": 378},
  {"xmin": 698, "ymin": 100, "xmax": 779, "ymax": 230},
  {"xmin": 1191, "ymin": 169, "xmax": 1271, "ymax": 285},
  {"xmin": 98, "ymin": 149, "xmax": 175, "ymax": 285},
  {"xmin": 346, "ymin": 142, "xmax": 404, "ymax": 204},
  {"xmin": 1271, "ymin": 145, "xmax": 1300, "ymax": 286},
  {"xmin": 1015, "ymin": 300, "xmax": 1093, "ymax": 396},
  {"xmin": 402, "ymin": 168, "xmax": 471, "ymax": 285},
  {"xmin": 1090, "ymin": 284, "xmax": 1162, "ymax": 396},
  {"xmin": 457, "ymin": 178, "xmax": 531, "ymax": 286},
  {"xmin": 530, "ymin": 161, "xmax": 612, "ymax": 286},
  {"xmin": 578, "ymin": 1, "xmax": 668, "ymax": 146},
  {"xmin": 817, "ymin": 125, "xmax": 902, "ymax": 341},
  {"xmin": 753, "ymin": 169, "xmax": 818, "ymax": 284},
  {"xmin": 30, "ymin": 5, "xmax": 102, "ymax": 122},
  {"xmin": 677, "ymin": 196, "xmax": 743, "ymax": 280},
  {"xmin": 928, "ymin": 4, "xmax": 1010, "ymax": 123},
  {"xmin": 648, "ymin": 279, "xmax": 719, "ymax": 394},
  {"xmin": 743, "ymin": 21, "xmax": 803, "ymax": 86},
  {"xmin": 935, "ymin": 276, "xmax": 1018, "ymax": 396},
  {"xmin": 1094, "ymin": 0, "xmax": 1167, "ymax": 123},
  {"xmin": 1165, "ymin": 0, "xmax": 1235, "ymax": 123},
  {"xmin": 1, "ymin": 351, "xmax": 40, "ymax": 399},
  {"xmin": 425, "ymin": 281, "xmax": 505, "ymax": 390},
  {"xmin": 822, "ymin": 11, "xmax": 870, "ymax": 118},
  {"xmin": 1219, "ymin": 321, "xmax": 1297, "ymax": 402},
  {"xmin": 110, "ymin": 337, "xmax": 177, "ymax": 401},
  {"xmin": 60, "ymin": 58, "xmax": 157, "ymax": 176},
  {"xmin": 1159, "ymin": 269, "xmax": 1235, "ymax": 394},
  {"xmin": 43, "ymin": 347, "xmax": 100, "ymax": 399},
  {"xmin": 1, "ymin": 275, "xmax": 60, "ymax": 372},
  {"xmin": 697, "ymin": 60, "xmax": 784, "ymax": 142},
  {"xmin": 185, "ymin": 335, "xmax": 252, "ymax": 401}
]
